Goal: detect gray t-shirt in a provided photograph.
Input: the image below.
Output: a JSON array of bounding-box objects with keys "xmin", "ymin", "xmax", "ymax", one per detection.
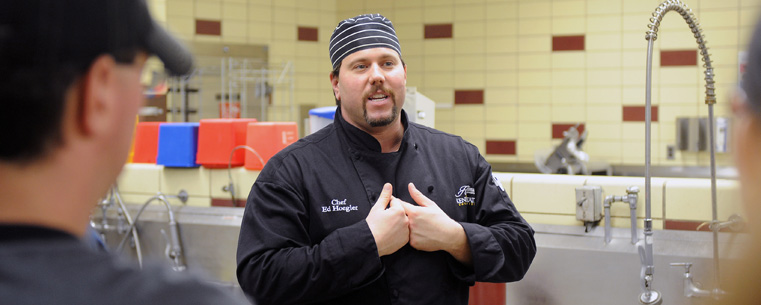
[{"xmin": 0, "ymin": 225, "xmax": 251, "ymax": 305}]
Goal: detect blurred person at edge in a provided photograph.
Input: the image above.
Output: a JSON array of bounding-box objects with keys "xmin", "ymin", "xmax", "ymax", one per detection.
[
  {"xmin": 236, "ymin": 13, "xmax": 536, "ymax": 305},
  {"xmin": 726, "ymin": 14, "xmax": 761, "ymax": 305},
  {"xmin": 0, "ymin": 1, "xmax": 250, "ymax": 304}
]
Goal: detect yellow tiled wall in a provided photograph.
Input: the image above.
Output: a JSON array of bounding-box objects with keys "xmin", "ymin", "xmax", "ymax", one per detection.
[
  {"xmin": 149, "ymin": 0, "xmax": 759, "ymax": 168},
  {"xmin": 152, "ymin": 0, "xmax": 338, "ymax": 122},
  {"xmin": 118, "ymin": 165, "xmax": 259, "ymax": 207}
]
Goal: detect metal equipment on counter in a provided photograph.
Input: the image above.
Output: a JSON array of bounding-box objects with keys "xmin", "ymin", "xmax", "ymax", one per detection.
[
  {"xmin": 403, "ymin": 87, "xmax": 436, "ymax": 128},
  {"xmin": 534, "ymin": 124, "xmax": 589, "ymax": 175}
]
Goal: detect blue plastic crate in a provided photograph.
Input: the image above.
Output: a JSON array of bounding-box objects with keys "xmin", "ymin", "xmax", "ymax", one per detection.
[{"xmin": 156, "ymin": 122, "xmax": 200, "ymax": 168}]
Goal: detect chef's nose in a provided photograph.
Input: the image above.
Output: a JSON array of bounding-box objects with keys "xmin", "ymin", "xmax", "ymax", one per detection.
[{"xmin": 369, "ymin": 63, "xmax": 385, "ymax": 85}]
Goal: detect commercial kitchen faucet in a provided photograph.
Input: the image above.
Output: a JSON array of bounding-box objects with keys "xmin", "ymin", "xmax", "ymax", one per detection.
[{"xmin": 116, "ymin": 190, "xmax": 189, "ymax": 271}]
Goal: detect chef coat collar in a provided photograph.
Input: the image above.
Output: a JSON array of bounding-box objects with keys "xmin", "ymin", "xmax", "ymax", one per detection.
[{"xmin": 335, "ymin": 107, "xmax": 410, "ymax": 153}]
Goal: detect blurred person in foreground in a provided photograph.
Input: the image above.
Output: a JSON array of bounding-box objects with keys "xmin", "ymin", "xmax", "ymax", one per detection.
[
  {"xmin": 725, "ymin": 14, "xmax": 761, "ymax": 305},
  {"xmin": 0, "ymin": 1, "xmax": 249, "ymax": 304},
  {"xmin": 237, "ymin": 14, "xmax": 536, "ymax": 304}
]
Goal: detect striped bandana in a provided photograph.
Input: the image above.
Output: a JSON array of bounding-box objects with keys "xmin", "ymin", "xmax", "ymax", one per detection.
[{"xmin": 328, "ymin": 14, "xmax": 401, "ymax": 70}]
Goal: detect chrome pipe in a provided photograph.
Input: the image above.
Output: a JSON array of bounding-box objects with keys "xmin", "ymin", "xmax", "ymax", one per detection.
[
  {"xmin": 630, "ymin": 203, "xmax": 638, "ymax": 245},
  {"xmin": 113, "ymin": 185, "xmax": 143, "ymax": 269},
  {"xmin": 603, "ymin": 186, "xmax": 639, "ymax": 245},
  {"xmin": 643, "ymin": 35, "xmax": 660, "ymax": 305},
  {"xmin": 604, "ymin": 197, "xmax": 613, "ymax": 244},
  {"xmin": 708, "ymin": 104, "xmax": 720, "ymax": 290},
  {"xmin": 643, "ymin": 0, "xmax": 719, "ymax": 301}
]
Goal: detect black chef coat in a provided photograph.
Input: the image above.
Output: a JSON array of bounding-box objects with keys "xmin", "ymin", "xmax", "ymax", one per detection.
[{"xmin": 237, "ymin": 108, "xmax": 536, "ymax": 305}]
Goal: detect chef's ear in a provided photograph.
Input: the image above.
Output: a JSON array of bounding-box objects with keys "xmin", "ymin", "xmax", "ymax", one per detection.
[{"xmin": 330, "ymin": 71, "xmax": 341, "ymax": 102}]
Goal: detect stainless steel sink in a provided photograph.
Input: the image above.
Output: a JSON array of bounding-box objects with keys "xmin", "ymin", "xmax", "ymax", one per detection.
[{"xmin": 94, "ymin": 206, "xmax": 750, "ymax": 304}]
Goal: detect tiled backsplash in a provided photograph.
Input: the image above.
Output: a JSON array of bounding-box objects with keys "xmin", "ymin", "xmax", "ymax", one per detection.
[{"xmin": 152, "ymin": 0, "xmax": 759, "ymax": 167}]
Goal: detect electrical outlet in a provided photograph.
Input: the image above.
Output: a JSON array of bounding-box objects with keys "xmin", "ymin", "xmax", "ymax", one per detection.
[{"xmin": 667, "ymin": 145, "xmax": 675, "ymax": 160}]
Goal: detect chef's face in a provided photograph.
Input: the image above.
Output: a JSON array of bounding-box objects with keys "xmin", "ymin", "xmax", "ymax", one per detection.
[{"xmin": 331, "ymin": 47, "xmax": 407, "ymax": 132}]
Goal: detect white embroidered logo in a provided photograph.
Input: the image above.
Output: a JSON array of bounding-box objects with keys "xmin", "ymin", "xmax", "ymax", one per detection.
[
  {"xmin": 321, "ymin": 199, "xmax": 359, "ymax": 213},
  {"xmin": 455, "ymin": 185, "xmax": 475, "ymax": 206},
  {"xmin": 492, "ymin": 174, "xmax": 506, "ymax": 192}
]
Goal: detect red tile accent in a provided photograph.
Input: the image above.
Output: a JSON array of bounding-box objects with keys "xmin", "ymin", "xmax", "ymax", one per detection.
[
  {"xmin": 623, "ymin": 105, "xmax": 659, "ymax": 122},
  {"xmin": 469, "ymin": 283, "xmax": 506, "ymax": 305},
  {"xmin": 298, "ymin": 26, "xmax": 318, "ymax": 42},
  {"xmin": 211, "ymin": 198, "xmax": 247, "ymax": 208},
  {"xmin": 664, "ymin": 220, "xmax": 735, "ymax": 232},
  {"xmin": 552, "ymin": 35, "xmax": 585, "ymax": 51},
  {"xmin": 196, "ymin": 19, "xmax": 221, "ymax": 36},
  {"xmin": 660, "ymin": 50, "xmax": 698, "ymax": 66},
  {"xmin": 552, "ymin": 123, "xmax": 586, "ymax": 139},
  {"xmin": 454, "ymin": 90, "xmax": 484, "ymax": 105},
  {"xmin": 424, "ymin": 24, "xmax": 453, "ymax": 39},
  {"xmin": 486, "ymin": 140, "xmax": 516, "ymax": 155}
]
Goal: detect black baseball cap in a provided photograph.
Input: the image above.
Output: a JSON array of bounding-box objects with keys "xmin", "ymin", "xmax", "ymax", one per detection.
[
  {"xmin": 743, "ymin": 16, "xmax": 761, "ymax": 116},
  {"xmin": 0, "ymin": 0, "xmax": 193, "ymax": 76}
]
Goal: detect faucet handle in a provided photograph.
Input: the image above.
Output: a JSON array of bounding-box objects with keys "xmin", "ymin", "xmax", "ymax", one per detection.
[
  {"xmin": 160, "ymin": 229, "xmax": 172, "ymax": 260},
  {"xmin": 176, "ymin": 190, "xmax": 189, "ymax": 204},
  {"xmin": 670, "ymin": 262, "xmax": 692, "ymax": 273},
  {"xmin": 626, "ymin": 186, "xmax": 640, "ymax": 194}
]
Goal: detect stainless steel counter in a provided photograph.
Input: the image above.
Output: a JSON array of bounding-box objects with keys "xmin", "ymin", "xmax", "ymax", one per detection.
[{"xmin": 94, "ymin": 204, "xmax": 749, "ymax": 304}]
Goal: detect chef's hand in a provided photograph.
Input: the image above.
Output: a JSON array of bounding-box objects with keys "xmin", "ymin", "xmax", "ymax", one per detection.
[
  {"xmin": 402, "ymin": 183, "xmax": 472, "ymax": 265},
  {"xmin": 366, "ymin": 183, "xmax": 409, "ymax": 257}
]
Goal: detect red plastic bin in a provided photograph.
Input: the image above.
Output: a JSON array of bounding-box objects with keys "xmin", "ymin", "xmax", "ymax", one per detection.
[
  {"xmin": 132, "ymin": 122, "xmax": 162, "ymax": 163},
  {"xmin": 196, "ymin": 118, "xmax": 257, "ymax": 168},
  {"xmin": 245, "ymin": 122, "xmax": 298, "ymax": 170}
]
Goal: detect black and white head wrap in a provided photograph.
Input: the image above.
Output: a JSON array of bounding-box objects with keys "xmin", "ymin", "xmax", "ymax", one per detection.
[{"xmin": 329, "ymin": 14, "xmax": 401, "ymax": 70}]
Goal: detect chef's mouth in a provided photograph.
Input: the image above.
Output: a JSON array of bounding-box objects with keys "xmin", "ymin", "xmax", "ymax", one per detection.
[{"xmin": 364, "ymin": 87, "xmax": 394, "ymax": 103}]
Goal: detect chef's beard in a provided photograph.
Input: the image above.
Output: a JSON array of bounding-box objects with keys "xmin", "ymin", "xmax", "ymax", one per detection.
[
  {"xmin": 363, "ymin": 87, "xmax": 399, "ymax": 127},
  {"xmin": 365, "ymin": 104, "xmax": 398, "ymax": 127}
]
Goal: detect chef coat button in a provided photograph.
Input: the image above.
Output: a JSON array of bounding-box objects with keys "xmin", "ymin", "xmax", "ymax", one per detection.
[{"xmin": 370, "ymin": 194, "xmax": 377, "ymax": 201}]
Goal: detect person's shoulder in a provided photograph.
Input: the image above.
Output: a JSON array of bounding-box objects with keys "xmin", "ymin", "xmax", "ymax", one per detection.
[
  {"xmin": 111, "ymin": 259, "xmax": 251, "ymax": 304},
  {"xmin": 0, "ymin": 241, "xmax": 250, "ymax": 305},
  {"xmin": 285, "ymin": 123, "xmax": 338, "ymax": 153}
]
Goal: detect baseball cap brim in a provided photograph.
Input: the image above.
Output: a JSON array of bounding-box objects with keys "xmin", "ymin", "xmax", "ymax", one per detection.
[{"xmin": 146, "ymin": 21, "xmax": 193, "ymax": 76}]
